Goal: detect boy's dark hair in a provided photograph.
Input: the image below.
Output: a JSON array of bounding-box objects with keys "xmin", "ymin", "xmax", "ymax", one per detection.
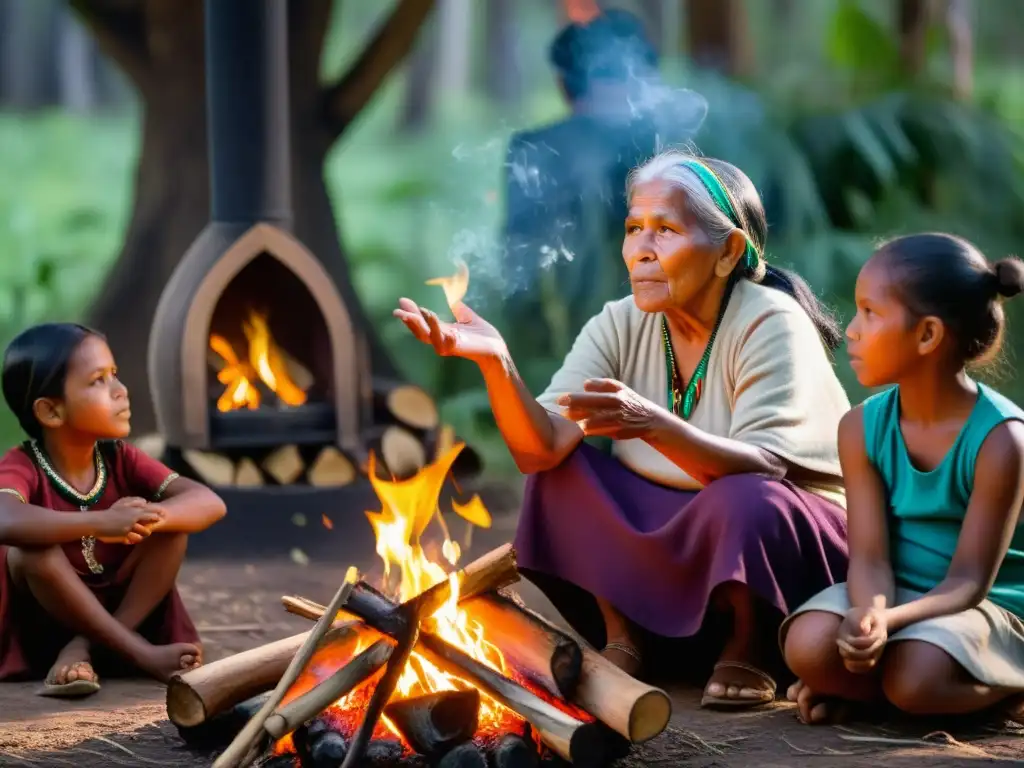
[
  {"xmin": 1, "ymin": 323, "xmax": 104, "ymax": 439},
  {"xmin": 549, "ymin": 8, "xmax": 658, "ymax": 103},
  {"xmin": 873, "ymin": 233, "xmax": 1024, "ymax": 364}
]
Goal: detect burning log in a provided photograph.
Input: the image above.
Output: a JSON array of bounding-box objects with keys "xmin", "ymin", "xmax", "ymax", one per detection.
[
  {"xmin": 211, "ymin": 567, "xmax": 360, "ymax": 768},
  {"xmin": 490, "ymin": 734, "xmax": 539, "ymax": 768},
  {"xmin": 383, "ymin": 689, "xmax": 480, "ymax": 759},
  {"xmin": 290, "ymin": 581, "xmax": 608, "ymax": 766},
  {"xmin": 438, "ymin": 742, "xmax": 488, "ymax": 768},
  {"xmin": 415, "ymin": 634, "xmax": 606, "ymax": 767},
  {"xmin": 342, "ymin": 622, "xmax": 421, "ymax": 768},
  {"xmin": 262, "ymin": 639, "xmax": 394, "ymax": 739},
  {"xmin": 340, "ymin": 545, "xmax": 517, "ymax": 768},
  {"xmin": 464, "ymin": 591, "xmax": 582, "ymax": 698},
  {"xmin": 281, "ymin": 543, "xmax": 518, "ymax": 636},
  {"xmin": 166, "ymin": 623, "xmax": 358, "ymax": 728}
]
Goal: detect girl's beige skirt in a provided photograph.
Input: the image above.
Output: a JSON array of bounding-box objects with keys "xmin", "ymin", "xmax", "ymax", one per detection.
[{"xmin": 780, "ymin": 583, "xmax": 1024, "ymax": 689}]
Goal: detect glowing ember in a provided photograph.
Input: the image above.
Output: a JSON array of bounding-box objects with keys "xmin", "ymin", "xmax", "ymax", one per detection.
[
  {"xmin": 274, "ymin": 442, "xmax": 600, "ymax": 758},
  {"xmin": 425, "ymin": 259, "xmax": 469, "ymax": 310},
  {"xmin": 209, "ymin": 309, "xmax": 309, "ymax": 412}
]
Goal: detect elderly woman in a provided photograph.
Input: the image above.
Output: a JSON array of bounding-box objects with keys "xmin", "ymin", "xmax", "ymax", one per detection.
[{"xmin": 394, "ymin": 150, "xmax": 850, "ymax": 709}]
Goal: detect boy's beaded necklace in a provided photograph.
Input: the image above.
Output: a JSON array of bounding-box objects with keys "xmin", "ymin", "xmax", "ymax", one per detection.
[
  {"xmin": 661, "ymin": 288, "xmax": 732, "ymax": 420},
  {"xmin": 28, "ymin": 440, "xmax": 108, "ymax": 575}
]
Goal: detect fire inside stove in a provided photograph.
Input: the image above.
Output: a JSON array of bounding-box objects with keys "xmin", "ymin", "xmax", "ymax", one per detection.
[
  {"xmin": 273, "ymin": 444, "xmax": 588, "ymax": 760},
  {"xmin": 209, "ymin": 309, "xmax": 310, "ymax": 412}
]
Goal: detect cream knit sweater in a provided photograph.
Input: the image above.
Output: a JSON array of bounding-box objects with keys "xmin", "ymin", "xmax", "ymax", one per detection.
[{"xmin": 536, "ymin": 279, "xmax": 851, "ymax": 507}]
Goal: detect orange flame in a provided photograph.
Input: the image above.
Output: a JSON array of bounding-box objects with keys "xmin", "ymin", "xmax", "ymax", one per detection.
[
  {"xmin": 209, "ymin": 310, "xmax": 309, "ymax": 412},
  {"xmin": 274, "ymin": 442, "xmax": 596, "ymax": 756},
  {"xmin": 425, "ymin": 259, "xmax": 469, "ymax": 310},
  {"xmin": 364, "ymin": 442, "xmax": 516, "ymax": 732}
]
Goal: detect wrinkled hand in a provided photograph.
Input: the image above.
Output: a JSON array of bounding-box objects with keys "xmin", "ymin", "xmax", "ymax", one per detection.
[
  {"xmin": 95, "ymin": 497, "xmax": 164, "ymax": 545},
  {"xmin": 836, "ymin": 606, "xmax": 888, "ymax": 674},
  {"xmin": 393, "ymin": 298, "xmax": 508, "ymax": 364},
  {"xmin": 555, "ymin": 379, "xmax": 659, "ymax": 440}
]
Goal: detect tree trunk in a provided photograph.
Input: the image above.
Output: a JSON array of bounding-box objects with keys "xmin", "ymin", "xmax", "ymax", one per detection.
[
  {"xmin": 1, "ymin": 0, "xmax": 61, "ymax": 108},
  {"xmin": 636, "ymin": 0, "xmax": 665, "ymax": 54},
  {"xmin": 897, "ymin": 0, "xmax": 933, "ymax": 79},
  {"xmin": 482, "ymin": 0, "xmax": 520, "ymax": 107},
  {"xmin": 83, "ymin": 1, "xmax": 208, "ymax": 434},
  {"xmin": 56, "ymin": 7, "xmax": 98, "ymax": 112},
  {"xmin": 946, "ymin": 0, "xmax": 973, "ymax": 101},
  {"xmin": 435, "ymin": 0, "xmax": 472, "ymax": 97},
  {"xmin": 399, "ymin": 19, "xmax": 438, "ymax": 132},
  {"xmin": 76, "ymin": 0, "xmax": 424, "ymax": 433},
  {"xmin": 684, "ymin": 0, "xmax": 751, "ymax": 78}
]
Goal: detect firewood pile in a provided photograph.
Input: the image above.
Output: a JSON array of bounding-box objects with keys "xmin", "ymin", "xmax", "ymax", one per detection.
[
  {"xmin": 135, "ymin": 381, "xmax": 469, "ymax": 488},
  {"xmin": 166, "ymin": 545, "xmax": 672, "ymax": 768}
]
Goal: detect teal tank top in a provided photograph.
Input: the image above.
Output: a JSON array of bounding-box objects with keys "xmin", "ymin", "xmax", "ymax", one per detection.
[{"xmin": 862, "ymin": 382, "xmax": 1024, "ymax": 618}]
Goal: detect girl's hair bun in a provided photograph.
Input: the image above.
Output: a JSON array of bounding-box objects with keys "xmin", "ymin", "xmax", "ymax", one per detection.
[{"xmin": 993, "ymin": 256, "xmax": 1024, "ymax": 299}]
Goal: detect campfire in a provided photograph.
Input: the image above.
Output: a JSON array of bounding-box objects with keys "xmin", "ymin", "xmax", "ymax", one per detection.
[
  {"xmin": 166, "ymin": 442, "xmax": 672, "ymax": 767},
  {"xmin": 209, "ymin": 309, "xmax": 311, "ymax": 412}
]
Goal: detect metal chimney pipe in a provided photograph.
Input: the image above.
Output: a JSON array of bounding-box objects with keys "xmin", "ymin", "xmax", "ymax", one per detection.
[{"xmin": 204, "ymin": 0, "xmax": 292, "ymax": 227}]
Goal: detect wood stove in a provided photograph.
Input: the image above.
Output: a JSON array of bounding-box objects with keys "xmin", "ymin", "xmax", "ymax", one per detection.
[{"xmin": 147, "ymin": 0, "xmax": 459, "ymax": 557}]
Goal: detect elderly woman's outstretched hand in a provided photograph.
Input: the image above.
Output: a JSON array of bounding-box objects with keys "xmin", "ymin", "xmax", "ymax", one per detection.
[
  {"xmin": 394, "ymin": 298, "xmax": 508, "ymax": 364},
  {"xmin": 556, "ymin": 379, "xmax": 660, "ymax": 440}
]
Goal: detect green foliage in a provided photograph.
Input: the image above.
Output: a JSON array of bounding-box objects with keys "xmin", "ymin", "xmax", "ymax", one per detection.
[{"xmin": 3, "ymin": 0, "xmax": 1024, "ymax": 476}]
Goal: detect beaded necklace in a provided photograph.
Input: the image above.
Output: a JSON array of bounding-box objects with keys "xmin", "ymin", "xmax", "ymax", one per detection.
[
  {"xmin": 662, "ymin": 287, "xmax": 732, "ymax": 420},
  {"xmin": 28, "ymin": 440, "xmax": 108, "ymax": 575}
]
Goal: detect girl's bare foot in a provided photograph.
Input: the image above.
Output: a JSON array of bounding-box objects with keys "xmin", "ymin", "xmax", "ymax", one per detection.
[
  {"xmin": 137, "ymin": 642, "xmax": 202, "ymax": 682},
  {"xmin": 788, "ymin": 679, "xmax": 833, "ymax": 724},
  {"xmin": 48, "ymin": 636, "xmax": 99, "ymax": 686}
]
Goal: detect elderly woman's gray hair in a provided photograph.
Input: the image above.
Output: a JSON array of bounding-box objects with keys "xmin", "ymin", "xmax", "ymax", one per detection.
[
  {"xmin": 624, "ymin": 150, "xmax": 844, "ymax": 350},
  {"xmin": 626, "ymin": 150, "xmax": 768, "ymax": 282}
]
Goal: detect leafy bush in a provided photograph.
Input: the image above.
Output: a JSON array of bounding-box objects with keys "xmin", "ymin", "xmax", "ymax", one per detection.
[{"xmin": 2, "ymin": 0, "xmax": 1024, "ymax": 476}]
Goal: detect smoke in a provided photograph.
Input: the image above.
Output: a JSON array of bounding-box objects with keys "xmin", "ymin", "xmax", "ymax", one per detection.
[{"xmin": 429, "ymin": 18, "xmax": 710, "ymax": 315}]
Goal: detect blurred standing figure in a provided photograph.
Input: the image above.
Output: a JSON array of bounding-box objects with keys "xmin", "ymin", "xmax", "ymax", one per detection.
[{"xmin": 501, "ymin": 4, "xmax": 695, "ymax": 391}]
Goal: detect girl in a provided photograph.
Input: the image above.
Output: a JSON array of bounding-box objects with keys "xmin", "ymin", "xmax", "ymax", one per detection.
[
  {"xmin": 0, "ymin": 323, "xmax": 226, "ymax": 698},
  {"xmin": 781, "ymin": 233, "xmax": 1024, "ymax": 724}
]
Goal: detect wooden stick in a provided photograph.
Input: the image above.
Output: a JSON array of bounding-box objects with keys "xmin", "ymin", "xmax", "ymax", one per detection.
[
  {"xmin": 326, "ymin": 543, "xmax": 518, "ymax": 639},
  {"xmin": 463, "ymin": 591, "xmax": 582, "ymax": 698},
  {"xmin": 212, "ymin": 566, "xmax": 360, "ymax": 768},
  {"xmin": 383, "ymin": 690, "xmax": 480, "ymax": 759},
  {"xmin": 574, "ymin": 645, "xmax": 671, "ymax": 744},
  {"xmin": 263, "ymin": 639, "xmax": 393, "ymax": 739},
  {"xmin": 416, "ymin": 634, "xmax": 606, "ymax": 765},
  {"xmin": 166, "ymin": 623, "xmax": 358, "ymax": 728},
  {"xmin": 341, "ymin": 624, "xmax": 421, "ymax": 768},
  {"xmin": 290, "ymin": 587, "xmax": 606, "ymax": 764}
]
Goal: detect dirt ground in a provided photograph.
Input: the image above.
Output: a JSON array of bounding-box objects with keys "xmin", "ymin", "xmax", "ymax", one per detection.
[{"xmin": 1, "ymin": 509, "xmax": 1023, "ymax": 767}]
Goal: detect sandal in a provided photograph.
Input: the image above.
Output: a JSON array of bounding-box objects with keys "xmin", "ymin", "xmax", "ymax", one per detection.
[
  {"xmin": 601, "ymin": 642, "xmax": 643, "ymax": 677},
  {"xmin": 701, "ymin": 660, "xmax": 776, "ymax": 710},
  {"xmin": 38, "ymin": 662, "xmax": 101, "ymax": 699}
]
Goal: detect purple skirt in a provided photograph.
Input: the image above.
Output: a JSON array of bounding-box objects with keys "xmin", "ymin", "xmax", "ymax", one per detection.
[{"xmin": 514, "ymin": 444, "xmax": 849, "ymax": 671}]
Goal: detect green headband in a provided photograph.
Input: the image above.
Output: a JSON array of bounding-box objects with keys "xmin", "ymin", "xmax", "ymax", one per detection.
[{"xmin": 679, "ymin": 159, "xmax": 760, "ymax": 272}]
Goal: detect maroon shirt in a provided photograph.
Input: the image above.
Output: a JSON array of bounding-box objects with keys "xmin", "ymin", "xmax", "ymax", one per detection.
[{"xmin": 0, "ymin": 441, "xmax": 179, "ymax": 585}]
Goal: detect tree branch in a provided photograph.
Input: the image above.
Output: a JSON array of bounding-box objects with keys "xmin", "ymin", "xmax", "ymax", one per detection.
[
  {"xmin": 322, "ymin": 0, "xmax": 437, "ymax": 138},
  {"xmin": 69, "ymin": 0, "xmax": 151, "ymax": 92}
]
